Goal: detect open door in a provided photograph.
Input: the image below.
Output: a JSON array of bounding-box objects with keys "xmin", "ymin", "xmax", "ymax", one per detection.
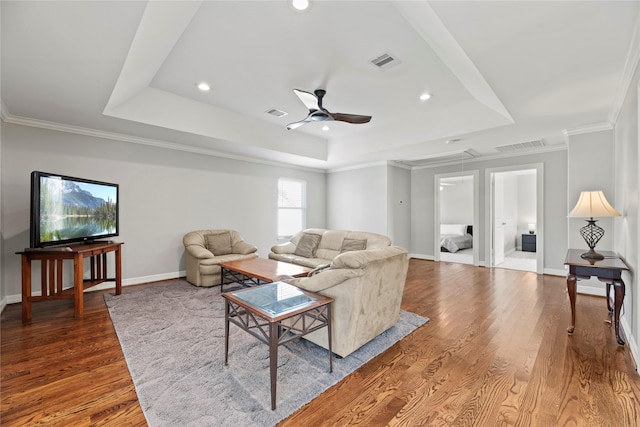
[
  {"xmin": 486, "ymin": 165, "xmax": 543, "ymax": 273},
  {"xmin": 493, "ymin": 174, "xmax": 505, "ymax": 265}
]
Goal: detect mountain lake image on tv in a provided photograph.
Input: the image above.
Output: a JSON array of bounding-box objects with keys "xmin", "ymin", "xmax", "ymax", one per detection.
[{"xmin": 30, "ymin": 171, "xmax": 119, "ymax": 248}]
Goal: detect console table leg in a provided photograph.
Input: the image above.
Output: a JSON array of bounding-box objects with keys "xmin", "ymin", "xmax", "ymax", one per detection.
[
  {"xmin": 73, "ymin": 253, "xmax": 84, "ymax": 318},
  {"xmin": 21, "ymin": 255, "xmax": 32, "ymax": 323},
  {"xmin": 115, "ymin": 247, "xmax": 122, "ymax": 295},
  {"xmin": 566, "ymin": 274, "xmax": 577, "ymax": 334},
  {"xmin": 614, "ymin": 279, "xmax": 626, "ymax": 345}
]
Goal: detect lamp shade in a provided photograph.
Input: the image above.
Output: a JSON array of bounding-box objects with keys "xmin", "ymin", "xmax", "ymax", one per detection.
[{"xmin": 568, "ymin": 191, "xmax": 621, "ymax": 218}]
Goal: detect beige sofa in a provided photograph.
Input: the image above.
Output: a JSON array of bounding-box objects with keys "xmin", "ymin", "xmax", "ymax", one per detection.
[
  {"xmin": 282, "ymin": 245, "xmax": 409, "ymax": 358},
  {"xmin": 268, "ymin": 228, "xmax": 392, "ymax": 268},
  {"xmin": 183, "ymin": 229, "xmax": 258, "ymax": 287}
]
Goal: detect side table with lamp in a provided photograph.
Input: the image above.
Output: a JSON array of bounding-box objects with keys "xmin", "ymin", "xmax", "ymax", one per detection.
[{"xmin": 565, "ymin": 191, "xmax": 628, "ymax": 345}]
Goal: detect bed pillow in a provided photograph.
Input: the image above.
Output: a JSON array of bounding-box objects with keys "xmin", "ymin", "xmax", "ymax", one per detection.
[
  {"xmin": 294, "ymin": 233, "xmax": 321, "ymax": 258},
  {"xmin": 440, "ymin": 224, "xmax": 467, "ymax": 236}
]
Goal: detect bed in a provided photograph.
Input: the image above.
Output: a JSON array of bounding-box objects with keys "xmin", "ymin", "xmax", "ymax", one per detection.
[{"xmin": 440, "ymin": 224, "xmax": 473, "ymax": 253}]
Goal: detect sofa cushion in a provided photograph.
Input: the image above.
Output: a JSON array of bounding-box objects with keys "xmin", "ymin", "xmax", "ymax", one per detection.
[
  {"xmin": 340, "ymin": 238, "xmax": 367, "ymax": 253},
  {"xmin": 205, "ymin": 231, "xmax": 232, "ymax": 255},
  {"xmin": 294, "ymin": 233, "xmax": 321, "ymax": 258}
]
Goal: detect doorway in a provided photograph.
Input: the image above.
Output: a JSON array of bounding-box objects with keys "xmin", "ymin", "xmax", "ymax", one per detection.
[
  {"xmin": 486, "ymin": 164, "xmax": 543, "ymax": 274},
  {"xmin": 434, "ymin": 171, "xmax": 480, "ymax": 266}
]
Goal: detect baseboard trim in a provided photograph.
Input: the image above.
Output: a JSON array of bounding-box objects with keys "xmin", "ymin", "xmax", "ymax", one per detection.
[
  {"xmin": 621, "ymin": 315, "xmax": 639, "ymax": 370},
  {"xmin": 544, "ymin": 268, "xmax": 567, "ymax": 276},
  {"xmin": 409, "ymin": 253, "xmax": 434, "ymax": 261},
  {"xmin": 1, "ymin": 271, "xmax": 187, "ymax": 309}
]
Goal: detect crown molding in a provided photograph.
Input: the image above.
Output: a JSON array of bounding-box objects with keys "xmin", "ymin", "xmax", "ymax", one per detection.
[
  {"xmin": 327, "ymin": 160, "xmax": 389, "ymax": 174},
  {"xmin": 2, "ymin": 114, "xmax": 327, "ymax": 174},
  {"xmin": 564, "ymin": 122, "xmax": 613, "ymax": 137}
]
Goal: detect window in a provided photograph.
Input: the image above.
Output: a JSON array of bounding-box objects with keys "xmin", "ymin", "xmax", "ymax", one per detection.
[{"xmin": 278, "ymin": 178, "xmax": 306, "ymax": 239}]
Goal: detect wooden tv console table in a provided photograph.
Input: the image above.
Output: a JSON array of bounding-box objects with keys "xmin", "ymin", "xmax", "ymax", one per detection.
[{"xmin": 17, "ymin": 241, "xmax": 123, "ymax": 322}]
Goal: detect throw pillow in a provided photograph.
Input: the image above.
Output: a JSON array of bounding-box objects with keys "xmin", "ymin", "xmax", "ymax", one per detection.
[
  {"xmin": 294, "ymin": 233, "xmax": 321, "ymax": 258},
  {"xmin": 205, "ymin": 232, "xmax": 233, "ymax": 256},
  {"xmin": 340, "ymin": 238, "xmax": 367, "ymax": 253},
  {"xmin": 308, "ymin": 263, "xmax": 331, "ymax": 277}
]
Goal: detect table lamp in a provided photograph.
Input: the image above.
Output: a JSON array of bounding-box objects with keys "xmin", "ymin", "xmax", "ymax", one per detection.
[{"xmin": 567, "ymin": 191, "xmax": 621, "ymax": 260}]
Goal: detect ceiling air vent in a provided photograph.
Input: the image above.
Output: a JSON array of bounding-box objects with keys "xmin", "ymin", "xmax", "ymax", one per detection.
[
  {"xmin": 371, "ymin": 52, "xmax": 401, "ymax": 71},
  {"xmin": 494, "ymin": 140, "xmax": 544, "ymax": 152},
  {"xmin": 266, "ymin": 108, "xmax": 287, "ymax": 118}
]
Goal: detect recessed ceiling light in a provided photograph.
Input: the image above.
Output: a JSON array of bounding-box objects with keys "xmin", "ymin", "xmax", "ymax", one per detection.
[
  {"xmin": 322, "ymin": 125, "xmax": 330, "ymax": 131},
  {"xmin": 292, "ymin": 0, "xmax": 309, "ymax": 11},
  {"xmin": 197, "ymin": 82, "xmax": 210, "ymax": 91},
  {"xmin": 419, "ymin": 93, "xmax": 432, "ymax": 101}
]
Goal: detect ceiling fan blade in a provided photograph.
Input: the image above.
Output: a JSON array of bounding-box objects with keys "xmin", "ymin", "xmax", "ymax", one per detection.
[
  {"xmin": 286, "ymin": 119, "xmax": 311, "ymax": 130},
  {"xmin": 331, "ymin": 113, "xmax": 372, "ymax": 124},
  {"xmin": 293, "ymin": 89, "xmax": 320, "ymax": 111}
]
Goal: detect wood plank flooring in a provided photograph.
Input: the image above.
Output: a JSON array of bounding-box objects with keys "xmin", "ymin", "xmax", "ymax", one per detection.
[{"xmin": 2, "ymin": 259, "xmax": 639, "ymax": 426}]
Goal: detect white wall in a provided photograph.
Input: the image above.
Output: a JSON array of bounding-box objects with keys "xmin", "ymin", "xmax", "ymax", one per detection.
[
  {"xmin": 566, "ymin": 130, "xmax": 617, "ymax": 294},
  {"xmin": 411, "ymin": 150, "xmax": 567, "ymax": 270},
  {"xmin": 0, "ymin": 116, "xmax": 4, "ymax": 306},
  {"xmin": 1, "ymin": 123, "xmax": 326, "ymax": 303},
  {"xmin": 326, "ymin": 164, "xmax": 388, "ymax": 236},
  {"xmin": 387, "ymin": 164, "xmax": 411, "ymax": 249},
  {"xmin": 613, "ymin": 69, "xmax": 640, "ymax": 364},
  {"xmin": 439, "ymin": 176, "xmax": 473, "ymax": 225}
]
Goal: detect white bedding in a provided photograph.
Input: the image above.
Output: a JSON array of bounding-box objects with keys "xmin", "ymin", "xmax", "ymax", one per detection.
[
  {"xmin": 440, "ymin": 224, "xmax": 473, "ymax": 253},
  {"xmin": 440, "ymin": 233, "xmax": 473, "ymax": 253}
]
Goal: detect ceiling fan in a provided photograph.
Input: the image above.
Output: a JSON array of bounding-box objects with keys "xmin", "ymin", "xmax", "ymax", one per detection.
[{"xmin": 286, "ymin": 89, "xmax": 372, "ymax": 130}]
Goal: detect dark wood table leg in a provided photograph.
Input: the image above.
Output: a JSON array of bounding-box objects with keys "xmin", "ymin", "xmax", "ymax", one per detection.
[
  {"xmin": 220, "ymin": 267, "xmax": 227, "ymax": 293},
  {"xmin": 73, "ymin": 253, "xmax": 84, "ymax": 318},
  {"xmin": 327, "ymin": 303, "xmax": 333, "ymax": 373},
  {"xmin": 115, "ymin": 246, "xmax": 122, "ymax": 295},
  {"xmin": 269, "ymin": 321, "xmax": 278, "ymax": 410},
  {"xmin": 613, "ymin": 279, "xmax": 626, "ymax": 345},
  {"xmin": 224, "ymin": 301, "xmax": 230, "ymax": 365},
  {"xmin": 566, "ymin": 274, "xmax": 577, "ymax": 334},
  {"xmin": 21, "ymin": 255, "xmax": 32, "ymax": 323}
]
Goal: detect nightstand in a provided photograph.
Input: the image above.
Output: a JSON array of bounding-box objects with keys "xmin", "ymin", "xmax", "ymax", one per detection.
[{"xmin": 522, "ymin": 234, "xmax": 536, "ymax": 252}]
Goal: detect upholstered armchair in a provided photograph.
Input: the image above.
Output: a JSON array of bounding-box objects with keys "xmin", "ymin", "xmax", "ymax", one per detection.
[
  {"xmin": 282, "ymin": 246, "xmax": 409, "ymax": 357},
  {"xmin": 183, "ymin": 229, "xmax": 258, "ymax": 287}
]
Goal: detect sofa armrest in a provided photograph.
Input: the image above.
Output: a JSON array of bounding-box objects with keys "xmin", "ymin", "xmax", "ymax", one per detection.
[
  {"xmin": 271, "ymin": 242, "xmax": 296, "ymax": 254},
  {"xmin": 288, "ymin": 269, "xmax": 361, "ymax": 293},
  {"xmin": 233, "ymin": 241, "xmax": 258, "ymax": 255},
  {"xmin": 184, "ymin": 244, "xmax": 215, "ymax": 260},
  {"xmin": 332, "ymin": 246, "xmax": 407, "ymax": 269}
]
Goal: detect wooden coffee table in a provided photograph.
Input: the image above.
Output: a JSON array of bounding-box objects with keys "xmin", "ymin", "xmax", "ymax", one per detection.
[
  {"xmin": 223, "ymin": 281, "xmax": 333, "ymax": 410},
  {"xmin": 219, "ymin": 257, "xmax": 312, "ymax": 292}
]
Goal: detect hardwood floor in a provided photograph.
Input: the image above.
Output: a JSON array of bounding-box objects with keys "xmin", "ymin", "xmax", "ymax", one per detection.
[{"xmin": 2, "ymin": 259, "xmax": 639, "ymax": 426}]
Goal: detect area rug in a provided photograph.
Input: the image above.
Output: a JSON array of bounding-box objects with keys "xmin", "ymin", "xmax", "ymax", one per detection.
[{"xmin": 104, "ymin": 279, "xmax": 428, "ymax": 427}]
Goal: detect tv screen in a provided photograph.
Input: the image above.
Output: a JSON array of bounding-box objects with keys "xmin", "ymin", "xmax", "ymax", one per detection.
[{"xmin": 30, "ymin": 171, "xmax": 119, "ymax": 248}]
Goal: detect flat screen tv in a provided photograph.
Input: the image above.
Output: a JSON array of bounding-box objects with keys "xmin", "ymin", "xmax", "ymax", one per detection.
[{"xmin": 30, "ymin": 171, "xmax": 119, "ymax": 248}]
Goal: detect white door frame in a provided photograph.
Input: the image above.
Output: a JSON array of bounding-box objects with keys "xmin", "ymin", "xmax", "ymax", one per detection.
[
  {"xmin": 485, "ymin": 163, "xmax": 544, "ymax": 274},
  {"xmin": 434, "ymin": 170, "xmax": 480, "ymax": 266}
]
